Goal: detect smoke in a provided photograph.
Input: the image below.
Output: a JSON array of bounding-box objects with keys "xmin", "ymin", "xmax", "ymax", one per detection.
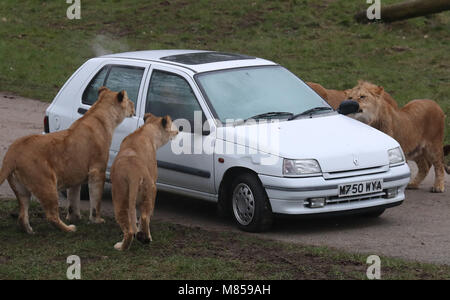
[{"xmin": 91, "ymin": 34, "xmax": 130, "ymax": 56}]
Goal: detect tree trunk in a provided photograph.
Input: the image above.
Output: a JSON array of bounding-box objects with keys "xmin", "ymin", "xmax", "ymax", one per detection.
[{"xmin": 355, "ymin": 0, "xmax": 450, "ymax": 23}]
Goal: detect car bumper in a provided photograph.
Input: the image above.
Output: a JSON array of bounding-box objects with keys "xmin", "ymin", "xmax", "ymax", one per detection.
[{"xmin": 259, "ymin": 163, "xmax": 410, "ymax": 215}]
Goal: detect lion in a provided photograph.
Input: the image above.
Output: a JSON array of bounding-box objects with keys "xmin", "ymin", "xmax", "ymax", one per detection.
[
  {"xmin": 306, "ymin": 82, "xmax": 348, "ymax": 109},
  {"xmin": 110, "ymin": 113, "xmax": 178, "ymax": 251},
  {"xmin": 0, "ymin": 87, "xmax": 135, "ymax": 233},
  {"xmin": 346, "ymin": 81, "xmax": 448, "ymax": 193},
  {"xmin": 307, "ymin": 81, "xmax": 399, "ymax": 110}
]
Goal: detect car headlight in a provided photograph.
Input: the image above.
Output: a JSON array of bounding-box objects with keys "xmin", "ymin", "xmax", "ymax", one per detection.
[
  {"xmin": 388, "ymin": 147, "xmax": 405, "ymax": 166},
  {"xmin": 283, "ymin": 159, "xmax": 322, "ymax": 176}
]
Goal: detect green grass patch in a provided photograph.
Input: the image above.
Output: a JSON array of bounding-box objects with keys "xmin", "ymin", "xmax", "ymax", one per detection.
[
  {"xmin": 0, "ymin": 198, "xmax": 449, "ymax": 280},
  {"xmin": 0, "ymin": 0, "xmax": 449, "ymax": 144}
]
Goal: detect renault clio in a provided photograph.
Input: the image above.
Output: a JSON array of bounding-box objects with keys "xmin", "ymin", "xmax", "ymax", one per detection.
[{"xmin": 45, "ymin": 50, "xmax": 411, "ymax": 232}]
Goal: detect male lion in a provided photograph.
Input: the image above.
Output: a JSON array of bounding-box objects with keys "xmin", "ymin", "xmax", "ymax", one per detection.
[
  {"xmin": 347, "ymin": 81, "xmax": 448, "ymax": 193},
  {"xmin": 0, "ymin": 87, "xmax": 135, "ymax": 233},
  {"xmin": 110, "ymin": 113, "xmax": 178, "ymax": 251}
]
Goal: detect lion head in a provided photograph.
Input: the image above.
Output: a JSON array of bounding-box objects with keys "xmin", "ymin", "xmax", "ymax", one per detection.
[
  {"xmin": 97, "ymin": 86, "xmax": 135, "ymax": 120},
  {"xmin": 143, "ymin": 113, "xmax": 178, "ymax": 145},
  {"xmin": 346, "ymin": 81, "xmax": 391, "ymax": 126}
]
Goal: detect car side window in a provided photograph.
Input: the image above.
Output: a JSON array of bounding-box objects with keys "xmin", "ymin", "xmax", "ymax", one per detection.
[
  {"xmin": 145, "ymin": 70, "xmax": 202, "ymax": 131},
  {"xmin": 82, "ymin": 65, "xmax": 145, "ymax": 106},
  {"xmin": 82, "ymin": 66, "xmax": 108, "ymax": 105}
]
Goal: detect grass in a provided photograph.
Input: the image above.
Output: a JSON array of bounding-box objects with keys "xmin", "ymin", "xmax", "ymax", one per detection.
[
  {"xmin": 0, "ymin": 198, "xmax": 449, "ymax": 280},
  {"xmin": 0, "ymin": 0, "xmax": 449, "ymax": 144}
]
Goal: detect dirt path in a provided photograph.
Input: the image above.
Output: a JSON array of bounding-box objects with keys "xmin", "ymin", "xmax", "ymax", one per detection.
[{"xmin": 1, "ymin": 92, "xmax": 449, "ymax": 266}]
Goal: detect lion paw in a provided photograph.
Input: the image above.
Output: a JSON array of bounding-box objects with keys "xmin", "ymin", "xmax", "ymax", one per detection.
[
  {"xmin": 66, "ymin": 213, "xmax": 81, "ymax": 223},
  {"xmin": 114, "ymin": 242, "xmax": 124, "ymax": 251},
  {"xmin": 136, "ymin": 231, "xmax": 151, "ymax": 244},
  {"xmin": 430, "ymin": 186, "xmax": 444, "ymax": 193},
  {"xmin": 67, "ymin": 225, "xmax": 77, "ymax": 232},
  {"xmin": 23, "ymin": 227, "xmax": 34, "ymax": 235},
  {"xmin": 406, "ymin": 183, "xmax": 419, "ymax": 190},
  {"xmin": 89, "ymin": 217, "xmax": 105, "ymax": 224}
]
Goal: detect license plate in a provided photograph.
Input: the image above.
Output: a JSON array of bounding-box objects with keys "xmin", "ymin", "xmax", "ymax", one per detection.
[{"xmin": 338, "ymin": 179, "xmax": 383, "ymax": 197}]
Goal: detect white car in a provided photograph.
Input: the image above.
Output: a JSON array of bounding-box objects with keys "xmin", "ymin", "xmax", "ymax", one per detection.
[{"xmin": 45, "ymin": 50, "xmax": 411, "ymax": 232}]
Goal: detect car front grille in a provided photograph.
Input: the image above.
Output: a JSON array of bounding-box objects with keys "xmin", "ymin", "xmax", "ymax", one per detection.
[
  {"xmin": 302, "ymin": 190, "xmax": 388, "ymax": 208},
  {"xmin": 322, "ymin": 165, "xmax": 389, "ymax": 180},
  {"xmin": 325, "ymin": 190, "xmax": 387, "ymax": 205}
]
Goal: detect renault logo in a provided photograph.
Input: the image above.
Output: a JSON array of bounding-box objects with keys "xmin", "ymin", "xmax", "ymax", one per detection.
[{"xmin": 353, "ymin": 156, "xmax": 359, "ymax": 166}]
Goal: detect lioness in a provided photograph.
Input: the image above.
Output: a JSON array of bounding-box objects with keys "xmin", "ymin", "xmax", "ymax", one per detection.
[
  {"xmin": 347, "ymin": 81, "xmax": 448, "ymax": 192},
  {"xmin": 110, "ymin": 113, "xmax": 178, "ymax": 251},
  {"xmin": 306, "ymin": 82, "xmax": 348, "ymax": 109},
  {"xmin": 0, "ymin": 87, "xmax": 135, "ymax": 233},
  {"xmin": 306, "ymin": 81, "xmax": 398, "ymax": 110}
]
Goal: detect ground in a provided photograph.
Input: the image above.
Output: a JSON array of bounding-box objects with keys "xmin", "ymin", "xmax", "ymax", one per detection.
[
  {"xmin": 0, "ymin": 93, "xmax": 449, "ymax": 280},
  {"xmin": 1, "ymin": 199, "xmax": 450, "ymax": 280}
]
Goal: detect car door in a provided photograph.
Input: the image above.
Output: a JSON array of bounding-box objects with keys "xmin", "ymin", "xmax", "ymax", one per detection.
[
  {"xmin": 143, "ymin": 65, "xmax": 215, "ymax": 194},
  {"xmin": 77, "ymin": 60, "xmax": 150, "ymax": 173}
]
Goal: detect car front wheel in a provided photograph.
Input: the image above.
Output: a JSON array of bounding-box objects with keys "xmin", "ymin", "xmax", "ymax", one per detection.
[{"xmin": 230, "ymin": 173, "xmax": 273, "ymax": 232}]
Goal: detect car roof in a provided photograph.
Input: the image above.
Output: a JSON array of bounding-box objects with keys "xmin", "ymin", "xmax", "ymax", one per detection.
[{"xmin": 101, "ymin": 49, "xmax": 277, "ymax": 73}]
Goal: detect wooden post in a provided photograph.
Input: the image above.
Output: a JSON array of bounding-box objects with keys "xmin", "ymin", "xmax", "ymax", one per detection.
[{"xmin": 355, "ymin": 0, "xmax": 450, "ymax": 23}]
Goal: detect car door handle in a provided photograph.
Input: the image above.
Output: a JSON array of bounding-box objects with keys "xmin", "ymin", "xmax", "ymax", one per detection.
[{"xmin": 78, "ymin": 108, "xmax": 88, "ymax": 115}]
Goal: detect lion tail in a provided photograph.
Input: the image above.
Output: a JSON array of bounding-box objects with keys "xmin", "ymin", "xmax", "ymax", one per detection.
[
  {"xmin": 128, "ymin": 179, "xmax": 139, "ymax": 215},
  {"xmin": 0, "ymin": 153, "xmax": 14, "ymax": 186},
  {"xmin": 127, "ymin": 175, "xmax": 141, "ymax": 230},
  {"xmin": 444, "ymin": 145, "xmax": 450, "ymax": 174}
]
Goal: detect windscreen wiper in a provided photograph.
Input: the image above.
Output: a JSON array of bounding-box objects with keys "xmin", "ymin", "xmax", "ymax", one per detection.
[
  {"xmin": 287, "ymin": 107, "xmax": 333, "ymax": 121},
  {"xmin": 244, "ymin": 111, "xmax": 294, "ymax": 122}
]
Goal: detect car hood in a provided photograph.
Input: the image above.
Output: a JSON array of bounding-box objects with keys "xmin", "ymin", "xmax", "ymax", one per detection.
[{"xmin": 215, "ymin": 113, "xmax": 400, "ymax": 172}]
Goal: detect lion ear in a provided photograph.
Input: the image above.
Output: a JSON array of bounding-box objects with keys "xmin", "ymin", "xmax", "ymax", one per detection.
[
  {"xmin": 375, "ymin": 85, "xmax": 385, "ymax": 95},
  {"xmin": 117, "ymin": 90, "xmax": 126, "ymax": 102},
  {"xmin": 98, "ymin": 86, "xmax": 108, "ymax": 95},
  {"xmin": 143, "ymin": 113, "xmax": 153, "ymax": 122}
]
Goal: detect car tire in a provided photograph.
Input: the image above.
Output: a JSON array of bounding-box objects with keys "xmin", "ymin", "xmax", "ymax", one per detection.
[
  {"xmin": 364, "ymin": 208, "xmax": 385, "ymax": 218},
  {"xmin": 230, "ymin": 173, "xmax": 273, "ymax": 232}
]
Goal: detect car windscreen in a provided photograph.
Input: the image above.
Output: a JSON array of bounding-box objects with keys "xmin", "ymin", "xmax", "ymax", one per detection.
[{"xmin": 195, "ymin": 65, "xmax": 331, "ymax": 123}]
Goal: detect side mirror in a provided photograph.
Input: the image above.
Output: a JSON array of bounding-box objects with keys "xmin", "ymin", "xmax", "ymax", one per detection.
[
  {"xmin": 338, "ymin": 100, "xmax": 360, "ymax": 115},
  {"xmin": 187, "ymin": 118, "xmax": 211, "ymax": 136},
  {"xmin": 202, "ymin": 115, "xmax": 211, "ymax": 136}
]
